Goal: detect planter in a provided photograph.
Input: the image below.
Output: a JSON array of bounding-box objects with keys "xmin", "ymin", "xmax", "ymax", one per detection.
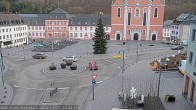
[
  {"xmin": 70, "ymin": 65, "xmax": 77, "ymax": 70},
  {"xmin": 49, "ymin": 66, "xmax": 56, "ymax": 70},
  {"xmin": 60, "ymin": 63, "xmax": 66, "ymax": 69},
  {"xmin": 49, "ymin": 63, "xmax": 56, "ymax": 70},
  {"xmin": 165, "ymin": 95, "xmax": 175, "ymax": 102},
  {"xmin": 65, "ymin": 60, "xmax": 73, "ymax": 66}
]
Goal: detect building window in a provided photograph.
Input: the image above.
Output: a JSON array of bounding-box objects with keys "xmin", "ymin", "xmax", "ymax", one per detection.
[
  {"xmin": 40, "ymin": 33, "xmax": 42, "ymax": 36},
  {"xmin": 143, "ymin": 12, "xmax": 147, "ymax": 26},
  {"xmin": 154, "ymin": 8, "xmax": 158, "ymax": 18},
  {"xmin": 142, "ymin": 30, "xmax": 146, "ymax": 35},
  {"xmin": 117, "ymin": 8, "xmax": 121, "ymax": 18},
  {"xmin": 192, "ymin": 29, "xmax": 196, "ymax": 41},
  {"xmin": 106, "ymin": 27, "xmax": 108, "ymax": 31},
  {"xmin": 80, "ymin": 27, "xmax": 82, "ymax": 30},
  {"xmin": 80, "ymin": 33, "xmax": 82, "ymax": 37},
  {"xmin": 2, "ymin": 29, "xmax": 4, "ymax": 32},
  {"xmin": 128, "ymin": 30, "xmax": 131, "ymax": 35},
  {"xmin": 135, "ymin": 8, "xmax": 140, "ymax": 18},
  {"xmin": 70, "ymin": 33, "xmax": 73, "ymax": 37},
  {"xmin": 91, "ymin": 33, "xmax": 93, "ymax": 37},
  {"xmin": 75, "ymin": 27, "xmax": 77, "ymax": 30},
  {"xmin": 90, "ymin": 27, "xmax": 92, "ymax": 30},
  {"xmin": 128, "ymin": 12, "xmax": 131, "ymax": 25},
  {"xmin": 85, "ymin": 27, "xmax": 87, "ymax": 30},
  {"xmin": 189, "ymin": 52, "xmax": 193, "ymax": 64},
  {"xmin": 70, "ymin": 27, "xmax": 72, "ymax": 30},
  {"xmin": 0, "ymin": 36, "xmax": 1, "ymax": 40}
]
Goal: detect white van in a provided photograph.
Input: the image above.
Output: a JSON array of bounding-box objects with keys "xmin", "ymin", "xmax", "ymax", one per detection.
[{"xmin": 63, "ymin": 56, "xmax": 78, "ymax": 62}]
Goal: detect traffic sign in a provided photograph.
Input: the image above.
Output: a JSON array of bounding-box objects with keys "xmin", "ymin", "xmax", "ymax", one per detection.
[
  {"xmin": 92, "ymin": 80, "xmax": 96, "ymax": 84},
  {"xmin": 91, "ymin": 74, "xmax": 97, "ymax": 79}
]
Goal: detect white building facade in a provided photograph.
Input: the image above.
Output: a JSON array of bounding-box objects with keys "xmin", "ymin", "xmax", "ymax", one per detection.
[
  {"xmin": 69, "ymin": 26, "xmax": 111, "ymax": 40},
  {"xmin": 162, "ymin": 20, "xmax": 173, "ymax": 40},
  {"xmin": 0, "ymin": 14, "xmax": 28, "ymax": 48}
]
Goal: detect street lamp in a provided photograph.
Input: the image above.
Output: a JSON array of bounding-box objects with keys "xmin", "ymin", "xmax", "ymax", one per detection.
[
  {"xmin": 122, "ymin": 42, "xmax": 125, "ymax": 93},
  {"xmin": 0, "ymin": 46, "xmax": 4, "ymax": 87},
  {"xmin": 136, "ymin": 43, "xmax": 139, "ymax": 62},
  {"xmin": 157, "ymin": 59, "xmax": 163, "ymax": 97}
]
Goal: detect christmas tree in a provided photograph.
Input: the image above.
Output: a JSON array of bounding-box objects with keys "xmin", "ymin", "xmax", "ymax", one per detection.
[{"xmin": 93, "ymin": 13, "xmax": 108, "ymax": 54}]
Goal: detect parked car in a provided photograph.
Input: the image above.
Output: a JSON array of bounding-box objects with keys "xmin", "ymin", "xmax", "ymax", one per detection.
[
  {"xmin": 89, "ymin": 61, "xmax": 98, "ymax": 70},
  {"xmin": 63, "ymin": 56, "xmax": 78, "ymax": 62},
  {"xmin": 171, "ymin": 45, "xmax": 184, "ymax": 50},
  {"xmin": 32, "ymin": 53, "xmax": 47, "ymax": 59},
  {"xmin": 34, "ymin": 43, "xmax": 44, "ymax": 49}
]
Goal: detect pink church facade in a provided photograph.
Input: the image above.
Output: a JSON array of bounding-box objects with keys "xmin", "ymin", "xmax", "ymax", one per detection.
[{"xmin": 111, "ymin": 0, "xmax": 165, "ymax": 41}]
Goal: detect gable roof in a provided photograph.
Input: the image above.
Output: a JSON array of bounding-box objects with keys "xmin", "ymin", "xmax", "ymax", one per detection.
[
  {"xmin": 49, "ymin": 8, "xmax": 68, "ymax": 14},
  {"xmin": 69, "ymin": 14, "xmax": 111, "ymax": 26},
  {"xmin": 163, "ymin": 20, "xmax": 173, "ymax": 28},
  {"xmin": 176, "ymin": 14, "xmax": 191, "ymax": 22}
]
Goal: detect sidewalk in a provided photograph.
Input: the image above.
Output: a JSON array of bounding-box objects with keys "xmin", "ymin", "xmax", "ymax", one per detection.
[
  {"xmin": 0, "ymin": 64, "xmax": 13, "ymax": 105},
  {"xmin": 0, "ymin": 82, "xmax": 13, "ymax": 105},
  {"xmin": 84, "ymin": 60, "xmax": 193, "ymax": 110}
]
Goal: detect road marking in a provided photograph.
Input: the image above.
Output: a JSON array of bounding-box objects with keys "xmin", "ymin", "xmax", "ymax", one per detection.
[
  {"xmin": 14, "ymin": 85, "xmax": 69, "ymax": 91},
  {"xmin": 97, "ymin": 81, "xmax": 103, "ymax": 84},
  {"xmin": 14, "ymin": 85, "xmax": 19, "ymax": 87},
  {"xmin": 77, "ymin": 85, "xmax": 89, "ymax": 88},
  {"xmin": 77, "ymin": 81, "xmax": 103, "ymax": 88}
]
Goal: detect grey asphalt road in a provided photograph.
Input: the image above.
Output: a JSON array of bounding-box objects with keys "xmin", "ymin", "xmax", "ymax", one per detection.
[{"xmin": 2, "ymin": 40, "xmax": 182, "ymax": 110}]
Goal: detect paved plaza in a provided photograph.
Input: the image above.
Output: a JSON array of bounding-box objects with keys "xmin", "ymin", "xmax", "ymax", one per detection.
[{"xmin": 0, "ymin": 40, "xmax": 193, "ymax": 110}]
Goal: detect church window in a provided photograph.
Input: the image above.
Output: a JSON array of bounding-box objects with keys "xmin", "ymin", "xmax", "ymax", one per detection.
[
  {"xmin": 117, "ymin": 8, "xmax": 121, "ymax": 18},
  {"xmin": 154, "ymin": 8, "xmax": 158, "ymax": 18},
  {"xmin": 128, "ymin": 12, "xmax": 131, "ymax": 25},
  {"xmin": 135, "ymin": 8, "xmax": 140, "ymax": 18}
]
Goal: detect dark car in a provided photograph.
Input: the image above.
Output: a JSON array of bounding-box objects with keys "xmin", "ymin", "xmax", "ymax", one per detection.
[
  {"xmin": 32, "ymin": 53, "xmax": 47, "ymax": 59},
  {"xmin": 171, "ymin": 45, "xmax": 184, "ymax": 50}
]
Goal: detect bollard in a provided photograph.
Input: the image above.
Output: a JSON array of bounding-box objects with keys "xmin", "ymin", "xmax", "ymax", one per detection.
[{"xmin": 5, "ymin": 91, "xmax": 7, "ymax": 93}]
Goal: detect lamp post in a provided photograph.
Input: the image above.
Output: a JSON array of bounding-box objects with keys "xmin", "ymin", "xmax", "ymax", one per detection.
[
  {"xmin": 0, "ymin": 46, "xmax": 4, "ymax": 87},
  {"xmin": 91, "ymin": 62, "xmax": 96, "ymax": 100},
  {"xmin": 122, "ymin": 42, "xmax": 125, "ymax": 93},
  {"xmin": 157, "ymin": 59, "xmax": 162, "ymax": 97},
  {"xmin": 136, "ymin": 43, "xmax": 138, "ymax": 62},
  {"xmin": 51, "ymin": 32, "xmax": 54, "ymax": 57}
]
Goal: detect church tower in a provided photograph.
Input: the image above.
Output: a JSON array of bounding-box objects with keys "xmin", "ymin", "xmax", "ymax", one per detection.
[{"xmin": 111, "ymin": 0, "xmax": 165, "ymax": 41}]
